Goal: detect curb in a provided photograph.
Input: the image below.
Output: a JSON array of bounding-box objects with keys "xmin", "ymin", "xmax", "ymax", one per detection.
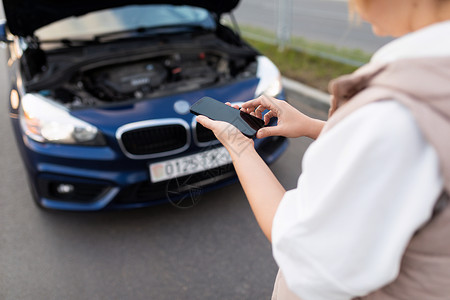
[{"xmin": 281, "ymin": 77, "xmax": 330, "ymax": 106}]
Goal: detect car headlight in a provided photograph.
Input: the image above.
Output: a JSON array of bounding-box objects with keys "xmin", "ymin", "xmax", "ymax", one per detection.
[
  {"xmin": 255, "ymin": 56, "xmax": 283, "ymax": 98},
  {"xmin": 19, "ymin": 93, "xmax": 105, "ymax": 145}
]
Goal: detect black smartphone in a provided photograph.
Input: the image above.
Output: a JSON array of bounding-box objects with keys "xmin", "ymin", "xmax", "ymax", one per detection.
[{"xmin": 190, "ymin": 97, "xmax": 265, "ymax": 138}]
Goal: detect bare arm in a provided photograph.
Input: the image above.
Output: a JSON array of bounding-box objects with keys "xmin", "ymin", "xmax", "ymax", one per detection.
[
  {"xmin": 230, "ymin": 144, "xmax": 285, "ymax": 242},
  {"xmin": 196, "ymin": 115, "xmax": 285, "ymax": 242}
]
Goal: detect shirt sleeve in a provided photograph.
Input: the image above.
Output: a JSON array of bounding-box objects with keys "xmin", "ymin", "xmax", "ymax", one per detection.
[{"xmin": 271, "ymin": 101, "xmax": 443, "ymax": 300}]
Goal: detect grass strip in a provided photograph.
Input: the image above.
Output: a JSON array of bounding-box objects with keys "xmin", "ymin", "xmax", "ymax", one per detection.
[
  {"xmin": 240, "ymin": 25, "xmax": 372, "ymax": 65},
  {"xmin": 246, "ymin": 37, "xmax": 359, "ymax": 92}
]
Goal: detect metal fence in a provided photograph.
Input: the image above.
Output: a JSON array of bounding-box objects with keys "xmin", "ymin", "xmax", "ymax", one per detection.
[{"xmin": 227, "ymin": 0, "xmax": 373, "ymax": 67}]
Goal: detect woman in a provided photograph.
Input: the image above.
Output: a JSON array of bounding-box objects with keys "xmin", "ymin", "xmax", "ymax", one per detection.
[{"xmin": 197, "ymin": 0, "xmax": 450, "ymax": 299}]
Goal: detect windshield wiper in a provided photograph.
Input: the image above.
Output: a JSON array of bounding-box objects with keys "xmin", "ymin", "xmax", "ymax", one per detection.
[
  {"xmin": 38, "ymin": 24, "xmax": 211, "ymax": 47},
  {"xmin": 93, "ymin": 24, "xmax": 211, "ymax": 42},
  {"xmin": 38, "ymin": 38, "xmax": 99, "ymax": 47}
]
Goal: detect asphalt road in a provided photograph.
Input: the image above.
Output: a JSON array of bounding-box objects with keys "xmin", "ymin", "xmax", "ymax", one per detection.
[
  {"xmin": 0, "ymin": 19, "xmax": 329, "ymax": 300},
  {"xmin": 234, "ymin": 0, "xmax": 394, "ymax": 53}
]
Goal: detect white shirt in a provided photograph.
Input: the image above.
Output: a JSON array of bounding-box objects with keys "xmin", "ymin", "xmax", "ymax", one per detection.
[{"xmin": 271, "ymin": 21, "xmax": 450, "ymax": 300}]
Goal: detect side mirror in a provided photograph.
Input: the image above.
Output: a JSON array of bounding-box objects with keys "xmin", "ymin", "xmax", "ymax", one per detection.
[{"xmin": 0, "ymin": 19, "xmax": 13, "ymax": 43}]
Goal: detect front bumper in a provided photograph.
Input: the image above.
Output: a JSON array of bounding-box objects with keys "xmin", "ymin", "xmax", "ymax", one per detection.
[{"xmin": 23, "ymin": 134, "xmax": 288, "ymax": 211}]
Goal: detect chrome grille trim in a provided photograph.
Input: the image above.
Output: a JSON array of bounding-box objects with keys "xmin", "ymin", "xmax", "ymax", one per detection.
[
  {"xmin": 116, "ymin": 118, "xmax": 190, "ymax": 160},
  {"xmin": 191, "ymin": 117, "xmax": 220, "ymax": 147}
]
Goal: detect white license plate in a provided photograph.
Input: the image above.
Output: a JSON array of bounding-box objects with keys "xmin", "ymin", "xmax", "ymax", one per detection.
[{"xmin": 149, "ymin": 147, "xmax": 232, "ymax": 183}]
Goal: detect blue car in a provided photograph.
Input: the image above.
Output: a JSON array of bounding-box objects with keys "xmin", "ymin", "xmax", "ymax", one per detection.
[{"xmin": 1, "ymin": 0, "xmax": 288, "ymax": 211}]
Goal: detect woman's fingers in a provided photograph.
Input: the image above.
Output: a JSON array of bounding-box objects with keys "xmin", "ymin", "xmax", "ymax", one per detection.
[
  {"xmin": 242, "ymin": 95, "xmax": 280, "ymax": 114},
  {"xmin": 264, "ymin": 110, "xmax": 277, "ymax": 125},
  {"xmin": 254, "ymin": 105, "xmax": 265, "ymax": 119},
  {"xmin": 225, "ymin": 101, "xmax": 242, "ymax": 110},
  {"xmin": 220, "ymin": 97, "xmax": 283, "ymax": 129},
  {"xmin": 196, "ymin": 115, "xmax": 215, "ymax": 130},
  {"xmin": 256, "ymin": 125, "xmax": 283, "ymax": 139}
]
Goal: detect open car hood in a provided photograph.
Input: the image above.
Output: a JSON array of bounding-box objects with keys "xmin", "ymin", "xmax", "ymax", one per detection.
[{"xmin": 2, "ymin": 0, "xmax": 240, "ymax": 37}]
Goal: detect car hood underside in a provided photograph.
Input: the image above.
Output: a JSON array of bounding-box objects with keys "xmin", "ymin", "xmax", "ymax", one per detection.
[{"xmin": 2, "ymin": 0, "xmax": 240, "ymax": 37}]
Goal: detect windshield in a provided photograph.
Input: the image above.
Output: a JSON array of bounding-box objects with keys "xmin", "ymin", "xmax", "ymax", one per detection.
[{"xmin": 35, "ymin": 4, "xmax": 216, "ymax": 41}]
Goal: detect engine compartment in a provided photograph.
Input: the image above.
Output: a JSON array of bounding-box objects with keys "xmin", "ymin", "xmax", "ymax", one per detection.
[
  {"xmin": 23, "ymin": 34, "xmax": 259, "ymax": 108},
  {"xmin": 76, "ymin": 51, "xmax": 246, "ymax": 103}
]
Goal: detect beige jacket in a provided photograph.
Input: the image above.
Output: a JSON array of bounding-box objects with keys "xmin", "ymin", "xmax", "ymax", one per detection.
[{"xmin": 273, "ymin": 57, "xmax": 450, "ymax": 300}]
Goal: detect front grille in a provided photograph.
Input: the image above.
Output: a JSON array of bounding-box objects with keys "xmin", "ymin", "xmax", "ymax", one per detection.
[
  {"xmin": 120, "ymin": 124, "xmax": 188, "ymax": 156},
  {"xmin": 195, "ymin": 123, "xmax": 217, "ymax": 143}
]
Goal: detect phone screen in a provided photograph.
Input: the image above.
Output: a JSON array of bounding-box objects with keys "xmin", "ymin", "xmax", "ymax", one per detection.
[{"xmin": 190, "ymin": 97, "xmax": 265, "ymax": 138}]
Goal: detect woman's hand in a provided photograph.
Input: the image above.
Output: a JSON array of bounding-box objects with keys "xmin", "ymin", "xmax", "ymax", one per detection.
[
  {"xmin": 241, "ymin": 95, "xmax": 325, "ymax": 140},
  {"xmin": 195, "ymin": 105, "xmax": 255, "ymax": 159}
]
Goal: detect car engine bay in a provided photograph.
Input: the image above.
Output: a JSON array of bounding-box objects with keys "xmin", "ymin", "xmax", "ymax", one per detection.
[{"xmin": 21, "ymin": 31, "xmax": 259, "ymax": 108}]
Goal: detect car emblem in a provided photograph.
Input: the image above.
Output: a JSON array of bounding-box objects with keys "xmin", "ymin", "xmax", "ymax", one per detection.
[{"xmin": 174, "ymin": 100, "xmax": 190, "ymax": 115}]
